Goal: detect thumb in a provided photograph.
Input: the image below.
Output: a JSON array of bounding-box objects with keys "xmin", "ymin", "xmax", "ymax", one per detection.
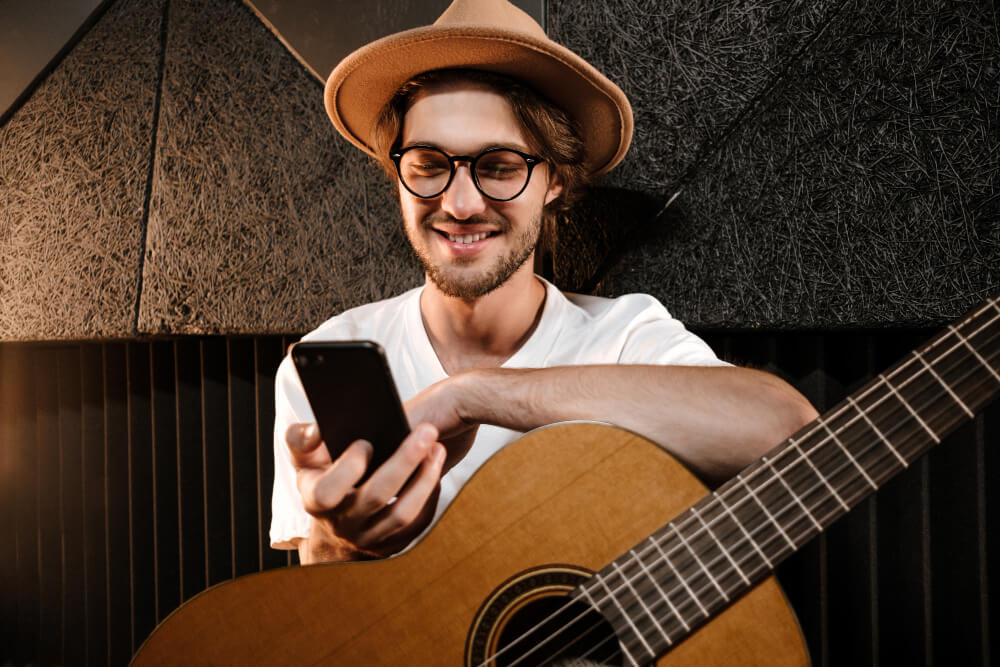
[{"xmin": 285, "ymin": 423, "xmax": 331, "ymax": 469}]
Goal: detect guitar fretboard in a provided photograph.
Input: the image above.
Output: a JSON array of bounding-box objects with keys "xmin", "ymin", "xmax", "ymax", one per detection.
[{"xmin": 574, "ymin": 296, "xmax": 1000, "ymax": 666}]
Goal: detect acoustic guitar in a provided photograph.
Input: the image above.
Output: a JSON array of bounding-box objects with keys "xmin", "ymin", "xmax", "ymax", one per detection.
[{"xmin": 132, "ymin": 295, "xmax": 999, "ymax": 666}]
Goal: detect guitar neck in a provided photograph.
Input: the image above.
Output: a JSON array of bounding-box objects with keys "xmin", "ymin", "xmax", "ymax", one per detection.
[{"xmin": 576, "ymin": 295, "xmax": 1000, "ymax": 663}]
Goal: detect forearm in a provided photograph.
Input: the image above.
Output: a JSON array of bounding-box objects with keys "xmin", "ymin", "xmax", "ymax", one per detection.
[{"xmin": 453, "ymin": 365, "xmax": 818, "ymax": 483}]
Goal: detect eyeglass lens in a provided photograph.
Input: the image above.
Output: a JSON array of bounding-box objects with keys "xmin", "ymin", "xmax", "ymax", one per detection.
[{"xmin": 397, "ymin": 147, "xmax": 532, "ymax": 200}]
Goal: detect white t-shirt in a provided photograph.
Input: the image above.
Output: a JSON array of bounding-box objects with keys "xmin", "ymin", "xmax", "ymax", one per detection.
[{"xmin": 270, "ymin": 278, "xmax": 728, "ymax": 550}]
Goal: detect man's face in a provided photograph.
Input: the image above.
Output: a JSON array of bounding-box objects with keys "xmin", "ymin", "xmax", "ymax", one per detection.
[{"xmin": 397, "ymin": 82, "xmax": 563, "ymax": 299}]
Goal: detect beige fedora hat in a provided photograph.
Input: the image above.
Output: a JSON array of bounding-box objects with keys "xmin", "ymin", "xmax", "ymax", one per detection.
[{"xmin": 324, "ymin": 0, "xmax": 633, "ymax": 177}]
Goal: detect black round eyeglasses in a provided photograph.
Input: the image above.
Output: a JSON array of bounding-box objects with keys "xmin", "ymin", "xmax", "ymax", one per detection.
[{"xmin": 390, "ymin": 145, "xmax": 544, "ymax": 202}]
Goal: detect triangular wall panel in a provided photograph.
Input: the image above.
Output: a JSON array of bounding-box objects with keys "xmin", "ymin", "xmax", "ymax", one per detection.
[
  {"xmin": 0, "ymin": 0, "xmax": 164, "ymax": 340},
  {"xmin": 138, "ymin": 0, "xmax": 420, "ymax": 335},
  {"xmin": 552, "ymin": 0, "xmax": 1000, "ymax": 326}
]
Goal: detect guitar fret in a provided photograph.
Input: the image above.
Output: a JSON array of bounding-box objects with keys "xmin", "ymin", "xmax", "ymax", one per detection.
[
  {"xmin": 625, "ymin": 548, "xmax": 680, "ymax": 645},
  {"xmin": 715, "ymin": 491, "xmax": 773, "ymax": 569},
  {"xmin": 846, "ymin": 396, "xmax": 908, "ymax": 467},
  {"xmin": 765, "ymin": 451, "xmax": 826, "ymax": 530},
  {"xmin": 592, "ymin": 571, "xmax": 655, "ymax": 661},
  {"xmin": 646, "ymin": 539, "xmax": 693, "ymax": 632},
  {"xmin": 669, "ymin": 525, "xmax": 724, "ymax": 607},
  {"xmin": 736, "ymin": 469, "xmax": 798, "ymax": 551},
  {"xmin": 612, "ymin": 560, "xmax": 673, "ymax": 648},
  {"xmin": 787, "ymin": 444, "xmax": 850, "ymax": 512},
  {"xmin": 879, "ymin": 373, "xmax": 940, "ymax": 443},
  {"xmin": 948, "ymin": 324, "xmax": 1000, "ymax": 385},
  {"xmin": 818, "ymin": 416, "xmax": 877, "ymax": 490},
  {"xmin": 690, "ymin": 508, "xmax": 751, "ymax": 586},
  {"xmin": 577, "ymin": 586, "xmax": 641, "ymax": 667},
  {"xmin": 912, "ymin": 350, "xmax": 975, "ymax": 418},
  {"xmin": 556, "ymin": 293, "xmax": 998, "ymax": 661}
]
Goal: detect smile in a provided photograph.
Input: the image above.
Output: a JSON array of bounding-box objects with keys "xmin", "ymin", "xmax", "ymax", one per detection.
[{"xmin": 435, "ymin": 230, "xmax": 499, "ymax": 244}]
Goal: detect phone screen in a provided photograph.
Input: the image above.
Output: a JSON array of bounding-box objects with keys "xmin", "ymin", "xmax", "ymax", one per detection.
[{"xmin": 291, "ymin": 341, "xmax": 410, "ymax": 478}]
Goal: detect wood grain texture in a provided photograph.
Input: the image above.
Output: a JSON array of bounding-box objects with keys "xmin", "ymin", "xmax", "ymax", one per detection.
[{"xmin": 132, "ymin": 422, "xmax": 807, "ymax": 665}]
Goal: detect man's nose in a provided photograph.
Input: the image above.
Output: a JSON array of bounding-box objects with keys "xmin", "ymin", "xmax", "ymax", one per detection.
[{"xmin": 440, "ymin": 164, "xmax": 488, "ymax": 220}]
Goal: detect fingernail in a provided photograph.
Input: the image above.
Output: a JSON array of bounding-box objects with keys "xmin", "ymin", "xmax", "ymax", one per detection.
[
  {"xmin": 355, "ymin": 439, "xmax": 373, "ymax": 457},
  {"xmin": 304, "ymin": 423, "xmax": 318, "ymax": 440},
  {"xmin": 433, "ymin": 443, "xmax": 446, "ymax": 466}
]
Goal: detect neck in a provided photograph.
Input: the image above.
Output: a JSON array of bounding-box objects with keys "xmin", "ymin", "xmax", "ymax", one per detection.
[{"xmin": 420, "ymin": 262, "xmax": 546, "ymax": 375}]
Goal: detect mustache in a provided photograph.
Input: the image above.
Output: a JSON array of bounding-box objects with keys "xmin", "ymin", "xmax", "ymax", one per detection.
[{"xmin": 421, "ymin": 212, "xmax": 511, "ymax": 231}]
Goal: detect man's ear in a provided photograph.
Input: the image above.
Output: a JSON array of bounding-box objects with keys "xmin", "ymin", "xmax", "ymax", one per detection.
[{"xmin": 543, "ymin": 170, "xmax": 564, "ymax": 206}]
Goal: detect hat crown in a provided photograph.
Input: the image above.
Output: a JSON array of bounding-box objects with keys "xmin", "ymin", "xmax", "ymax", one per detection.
[{"xmin": 433, "ymin": 0, "xmax": 546, "ymax": 39}]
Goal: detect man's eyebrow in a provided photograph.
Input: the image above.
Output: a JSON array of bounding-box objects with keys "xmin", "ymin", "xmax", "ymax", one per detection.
[{"xmin": 400, "ymin": 141, "xmax": 532, "ymax": 154}]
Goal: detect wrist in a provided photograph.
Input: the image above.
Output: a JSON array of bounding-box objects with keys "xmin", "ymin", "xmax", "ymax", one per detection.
[
  {"xmin": 448, "ymin": 367, "xmax": 493, "ymax": 425},
  {"xmin": 300, "ymin": 517, "xmax": 374, "ymax": 564},
  {"xmin": 449, "ymin": 367, "xmax": 539, "ymax": 432}
]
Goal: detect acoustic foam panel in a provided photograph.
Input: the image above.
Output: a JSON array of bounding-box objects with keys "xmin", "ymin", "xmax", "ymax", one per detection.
[
  {"xmin": 550, "ymin": 0, "xmax": 999, "ymax": 327},
  {"xmin": 0, "ymin": 0, "xmax": 163, "ymax": 340},
  {"xmin": 138, "ymin": 0, "xmax": 421, "ymax": 335},
  {"xmin": 2, "ymin": 0, "xmax": 996, "ymax": 339}
]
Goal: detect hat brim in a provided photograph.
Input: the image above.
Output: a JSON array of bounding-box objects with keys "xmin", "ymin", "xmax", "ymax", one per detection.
[{"xmin": 325, "ymin": 25, "xmax": 633, "ymax": 177}]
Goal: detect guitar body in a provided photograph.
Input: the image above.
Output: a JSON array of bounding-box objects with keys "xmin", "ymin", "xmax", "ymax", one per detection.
[{"xmin": 133, "ymin": 422, "xmax": 808, "ymax": 665}]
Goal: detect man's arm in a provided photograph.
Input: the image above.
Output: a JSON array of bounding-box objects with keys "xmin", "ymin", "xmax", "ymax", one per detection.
[{"xmin": 411, "ymin": 365, "xmax": 819, "ymax": 484}]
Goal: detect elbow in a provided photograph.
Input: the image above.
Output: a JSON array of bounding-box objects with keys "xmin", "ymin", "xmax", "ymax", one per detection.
[
  {"xmin": 758, "ymin": 387, "xmax": 819, "ymax": 454},
  {"xmin": 783, "ymin": 393, "xmax": 819, "ymax": 434}
]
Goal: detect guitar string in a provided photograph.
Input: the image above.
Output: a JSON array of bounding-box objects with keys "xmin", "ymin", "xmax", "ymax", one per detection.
[
  {"xmin": 569, "ymin": 305, "xmax": 1000, "ymax": 664},
  {"xmin": 484, "ymin": 299, "xmax": 999, "ymax": 667},
  {"xmin": 519, "ymin": 355, "xmax": 995, "ymax": 667},
  {"xmin": 491, "ymin": 303, "xmax": 1000, "ymax": 667},
  {"xmin": 490, "ymin": 300, "xmax": 1000, "ymax": 666},
  {"xmin": 543, "ymin": 306, "xmax": 1000, "ymax": 667},
  {"xmin": 548, "ymin": 312, "xmax": 1000, "ymax": 667}
]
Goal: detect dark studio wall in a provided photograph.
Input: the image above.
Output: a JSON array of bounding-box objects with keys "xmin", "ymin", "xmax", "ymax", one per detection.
[
  {"xmin": 2, "ymin": 333, "xmax": 997, "ymax": 665},
  {"xmin": 0, "ymin": 0, "xmax": 998, "ymax": 665}
]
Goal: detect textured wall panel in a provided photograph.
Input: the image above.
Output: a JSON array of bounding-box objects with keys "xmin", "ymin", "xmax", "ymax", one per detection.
[
  {"xmin": 0, "ymin": 0, "xmax": 164, "ymax": 340},
  {"xmin": 138, "ymin": 0, "xmax": 421, "ymax": 335},
  {"xmin": 3, "ymin": 0, "xmax": 996, "ymax": 338},
  {"xmin": 550, "ymin": 0, "xmax": 1000, "ymax": 327}
]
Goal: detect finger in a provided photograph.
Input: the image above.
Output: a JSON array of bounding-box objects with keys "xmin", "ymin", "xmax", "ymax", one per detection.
[
  {"xmin": 298, "ymin": 439, "xmax": 373, "ymax": 515},
  {"xmin": 355, "ymin": 443, "xmax": 445, "ymax": 549},
  {"xmin": 285, "ymin": 423, "xmax": 332, "ymax": 470},
  {"xmin": 351, "ymin": 423, "xmax": 438, "ymax": 516}
]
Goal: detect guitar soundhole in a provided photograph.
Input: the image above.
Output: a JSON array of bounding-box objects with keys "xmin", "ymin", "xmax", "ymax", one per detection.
[
  {"xmin": 493, "ymin": 596, "xmax": 621, "ymax": 666},
  {"xmin": 466, "ymin": 565, "xmax": 623, "ymax": 666}
]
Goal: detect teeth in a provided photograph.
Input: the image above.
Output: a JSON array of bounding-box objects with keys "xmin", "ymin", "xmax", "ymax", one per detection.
[{"xmin": 446, "ymin": 232, "xmax": 492, "ymax": 244}]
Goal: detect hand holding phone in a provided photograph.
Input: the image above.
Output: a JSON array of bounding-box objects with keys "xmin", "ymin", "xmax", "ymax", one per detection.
[
  {"xmin": 291, "ymin": 341, "xmax": 411, "ymax": 478},
  {"xmin": 288, "ymin": 341, "xmax": 446, "ymax": 560}
]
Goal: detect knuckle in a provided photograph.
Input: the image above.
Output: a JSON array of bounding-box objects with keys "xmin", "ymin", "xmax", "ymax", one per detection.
[
  {"xmin": 400, "ymin": 440, "xmax": 428, "ymax": 468},
  {"xmin": 383, "ymin": 513, "xmax": 407, "ymax": 533},
  {"xmin": 351, "ymin": 492, "xmax": 386, "ymax": 518}
]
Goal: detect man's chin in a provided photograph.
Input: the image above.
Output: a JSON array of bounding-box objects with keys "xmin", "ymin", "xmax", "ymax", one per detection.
[{"xmin": 427, "ymin": 268, "xmax": 505, "ymax": 300}]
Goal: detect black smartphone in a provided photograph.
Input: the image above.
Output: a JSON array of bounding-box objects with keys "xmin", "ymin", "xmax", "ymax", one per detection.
[{"xmin": 291, "ymin": 340, "xmax": 410, "ymax": 478}]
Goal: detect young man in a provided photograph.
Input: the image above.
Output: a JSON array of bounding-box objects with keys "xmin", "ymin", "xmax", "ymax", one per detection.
[{"xmin": 271, "ymin": 0, "xmax": 818, "ymax": 564}]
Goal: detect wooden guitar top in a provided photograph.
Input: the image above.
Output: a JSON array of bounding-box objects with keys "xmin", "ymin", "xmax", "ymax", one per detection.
[{"xmin": 133, "ymin": 422, "xmax": 808, "ymax": 666}]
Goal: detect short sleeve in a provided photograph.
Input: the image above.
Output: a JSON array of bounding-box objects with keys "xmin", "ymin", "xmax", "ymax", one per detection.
[
  {"xmin": 269, "ymin": 355, "xmax": 315, "ymax": 550},
  {"xmin": 616, "ymin": 296, "xmax": 730, "ymax": 367}
]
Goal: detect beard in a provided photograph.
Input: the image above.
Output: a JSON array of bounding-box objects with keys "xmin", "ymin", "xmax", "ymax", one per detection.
[{"xmin": 407, "ymin": 210, "xmax": 541, "ymax": 299}]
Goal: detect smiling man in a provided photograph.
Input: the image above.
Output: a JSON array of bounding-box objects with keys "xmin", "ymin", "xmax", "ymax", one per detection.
[{"xmin": 270, "ymin": 0, "xmax": 818, "ymax": 564}]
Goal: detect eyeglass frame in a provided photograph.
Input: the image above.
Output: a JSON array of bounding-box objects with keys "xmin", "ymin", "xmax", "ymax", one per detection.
[{"xmin": 389, "ymin": 144, "xmax": 545, "ymax": 202}]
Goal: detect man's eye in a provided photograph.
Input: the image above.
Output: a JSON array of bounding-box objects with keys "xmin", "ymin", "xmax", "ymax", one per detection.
[
  {"xmin": 406, "ymin": 161, "xmax": 448, "ymax": 175},
  {"xmin": 479, "ymin": 164, "xmax": 522, "ymax": 179}
]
